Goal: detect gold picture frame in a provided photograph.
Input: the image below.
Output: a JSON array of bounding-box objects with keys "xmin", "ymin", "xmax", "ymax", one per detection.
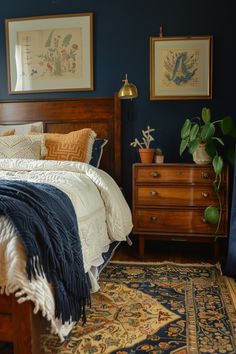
[
  {"xmin": 5, "ymin": 13, "xmax": 93, "ymax": 94},
  {"xmin": 150, "ymin": 35, "xmax": 213, "ymax": 100}
]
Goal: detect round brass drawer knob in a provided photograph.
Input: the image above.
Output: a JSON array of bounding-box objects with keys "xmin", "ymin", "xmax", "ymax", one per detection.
[
  {"xmin": 150, "ymin": 216, "xmax": 157, "ymax": 221},
  {"xmin": 201, "ymin": 172, "xmax": 210, "ymax": 179},
  {"xmin": 150, "ymin": 190, "xmax": 158, "ymax": 196},
  {"xmin": 151, "ymin": 171, "xmax": 160, "ymax": 178},
  {"xmin": 202, "ymin": 192, "xmax": 209, "ymax": 198}
]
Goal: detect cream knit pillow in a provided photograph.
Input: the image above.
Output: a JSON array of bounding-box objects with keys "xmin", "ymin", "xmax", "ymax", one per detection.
[
  {"xmin": 0, "ymin": 122, "xmax": 43, "ymax": 135},
  {"xmin": 0, "ymin": 135, "xmax": 47, "ymax": 160},
  {"xmin": 0, "ymin": 129, "xmax": 15, "ymax": 136}
]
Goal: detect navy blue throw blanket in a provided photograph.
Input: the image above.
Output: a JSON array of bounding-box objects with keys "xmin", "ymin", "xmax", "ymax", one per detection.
[{"xmin": 0, "ymin": 180, "xmax": 91, "ymax": 324}]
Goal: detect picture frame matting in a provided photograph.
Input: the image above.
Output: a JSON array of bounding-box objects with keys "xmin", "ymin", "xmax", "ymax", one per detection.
[
  {"xmin": 5, "ymin": 13, "xmax": 94, "ymax": 94},
  {"xmin": 150, "ymin": 35, "xmax": 213, "ymax": 100}
]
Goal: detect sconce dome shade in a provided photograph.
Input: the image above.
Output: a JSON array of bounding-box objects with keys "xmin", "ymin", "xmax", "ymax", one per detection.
[{"xmin": 118, "ymin": 74, "xmax": 138, "ymax": 99}]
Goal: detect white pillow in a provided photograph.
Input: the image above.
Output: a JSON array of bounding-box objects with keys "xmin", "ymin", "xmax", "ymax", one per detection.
[
  {"xmin": 0, "ymin": 135, "xmax": 47, "ymax": 160},
  {"xmin": 0, "ymin": 122, "xmax": 43, "ymax": 135}
]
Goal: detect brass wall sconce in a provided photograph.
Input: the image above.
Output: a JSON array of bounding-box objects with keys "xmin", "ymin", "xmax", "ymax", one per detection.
[{"xmin": 118, "ymin": 74, "xmax": 138, "ymax": 100}]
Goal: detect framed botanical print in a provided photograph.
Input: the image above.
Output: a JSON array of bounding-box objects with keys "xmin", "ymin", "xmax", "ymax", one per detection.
[
  {"xmin": 5, "ymin": 13, "xmax": 93, "ymax": 93},
  {"xmin": 150, "ymin": 35, "xmax": 213, "ymax": 100}
]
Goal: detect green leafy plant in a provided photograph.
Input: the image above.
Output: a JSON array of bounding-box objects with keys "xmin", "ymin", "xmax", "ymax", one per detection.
[
  {"xmin": 179, "ymin": 107, "xmax": 235, "ymax": 232},
  {"xmin": 130, "ymin": 125, "xmax": 155, "ymax": 149},
  {"xmin": 155, "ymin": 147, "xmax": 163, "ymax": 155}
]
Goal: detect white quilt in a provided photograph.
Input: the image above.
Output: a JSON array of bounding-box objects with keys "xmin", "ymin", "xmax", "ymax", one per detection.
[{"xmin": 0, "ymin": 158, "xmax": 133, "ymax": 340}]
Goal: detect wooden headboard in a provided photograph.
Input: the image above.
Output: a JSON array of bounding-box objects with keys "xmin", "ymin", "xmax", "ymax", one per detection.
[{"xmin": 0, "ymin": 94, "xmax": 121, "ymax": 184}]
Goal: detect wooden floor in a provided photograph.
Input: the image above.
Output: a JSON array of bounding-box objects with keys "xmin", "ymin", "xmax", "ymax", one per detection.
[{"xmin": 112, "ymin": 235, "xmax": 228, "ymax": 264}]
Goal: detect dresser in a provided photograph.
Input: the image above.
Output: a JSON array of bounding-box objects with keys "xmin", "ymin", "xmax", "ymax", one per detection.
[{"xmin": 132, "ymin": 163, "xmax": 229, "ymax": 259}]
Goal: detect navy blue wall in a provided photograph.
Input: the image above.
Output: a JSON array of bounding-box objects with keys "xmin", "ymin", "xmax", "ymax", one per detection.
[{"xmin": 0, "ymin": 1, "xmax": 235, "ymax": 202}]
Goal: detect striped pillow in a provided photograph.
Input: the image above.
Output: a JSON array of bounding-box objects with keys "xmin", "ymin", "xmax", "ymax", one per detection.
[
  {"xmin": 43, "ymin": 129, "xmax": 96, "ymax": 163},
  {"xmin": 0, "ymin": 135, "xmax": 46, "ymax": 160}
]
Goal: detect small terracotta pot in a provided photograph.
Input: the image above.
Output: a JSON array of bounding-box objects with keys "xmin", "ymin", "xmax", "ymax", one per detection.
[
  {"xmin": 155, "ymin": 155, "xmax": 164, "ymax": 164},
  {"xmin": 139, "ymin": 148, "xmax": 155, "ymax": 163}
]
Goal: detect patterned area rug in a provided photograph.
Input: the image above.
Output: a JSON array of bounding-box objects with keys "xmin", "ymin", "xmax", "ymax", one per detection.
[{"xmin": 41, "ymin": 261, "xmax": 236, "ymax": 353}]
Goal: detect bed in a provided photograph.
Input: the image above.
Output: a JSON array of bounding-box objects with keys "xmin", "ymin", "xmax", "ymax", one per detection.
[{"xmin": 0, "ymin": 94, "xmax": 132, "ymax": 354}]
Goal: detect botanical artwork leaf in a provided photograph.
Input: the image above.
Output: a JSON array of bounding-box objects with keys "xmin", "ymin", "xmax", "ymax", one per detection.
[
  {"xmin": 16, "ymin": 27, "xmax": 82, "ymax": 83},
  {"xmin": 164, "ymin": 50, "xmax": 198, "ymax": 86},
  {"xmin": 45, "ymin": 31, "xmax": 54, "ymax": 47},
  {"xmin": 62, "ymin": 34, "xmax": 72, "ymax": 47}
]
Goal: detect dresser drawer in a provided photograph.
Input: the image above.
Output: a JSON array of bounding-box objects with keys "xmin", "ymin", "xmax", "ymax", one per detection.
[
  {"xmin": 134, "ymin": 208, "xmax": 226, "ymax": 235},
  {"xmin": 132, "ymin": 163, "xmax": 229, "ymax": 259},
  {"xmin": 134, "ymin": 164, "xmax": 227, "ymax": 184},
  {"xmin": 136, "ymin": 185, "xmax": 225, "ymax": 207}
]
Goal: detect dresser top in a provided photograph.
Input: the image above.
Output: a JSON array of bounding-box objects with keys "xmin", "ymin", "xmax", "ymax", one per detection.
[{"xmin": 133, "ymin": 163, "xmax": 214, "ymax": 167}]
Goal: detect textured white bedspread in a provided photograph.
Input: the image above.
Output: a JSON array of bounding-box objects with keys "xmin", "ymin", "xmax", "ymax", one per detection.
[{"xmin": 0, "ymin": 159, "xmax": 133, "ymax": 340}]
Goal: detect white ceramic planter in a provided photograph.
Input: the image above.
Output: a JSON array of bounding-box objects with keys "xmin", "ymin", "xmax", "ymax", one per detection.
[{"xmin": 193, "ymin": 144, "xmax": 212, "ymax": 164}]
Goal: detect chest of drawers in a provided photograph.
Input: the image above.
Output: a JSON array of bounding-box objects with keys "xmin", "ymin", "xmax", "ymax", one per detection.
[{"xmin": 132, "ymin": 163, "xmax": 229, "ymax": 258}]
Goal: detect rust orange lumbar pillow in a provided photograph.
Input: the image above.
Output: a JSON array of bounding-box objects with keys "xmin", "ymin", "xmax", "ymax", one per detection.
[{"xmin": 44, "ymin": 128, "xmax": 96, "ymax": 163}]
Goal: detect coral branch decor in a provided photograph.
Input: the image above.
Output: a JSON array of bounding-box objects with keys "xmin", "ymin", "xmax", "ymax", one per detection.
[{"xmin": 130, "ymin": 125, "xmax": 156, "ymax": 163}]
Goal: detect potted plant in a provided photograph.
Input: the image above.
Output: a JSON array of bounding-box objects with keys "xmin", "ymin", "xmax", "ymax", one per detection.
[
  {"xmin": 130, "ymin": 125, "xmax": 155, "ymax": 163},
  {"xmin": 154, "ymin": 147, "xmax": 164, "ymax": 163},
  {"xmin": 179, "ymin": 107, "xmax": 235, "ymax": 230}
]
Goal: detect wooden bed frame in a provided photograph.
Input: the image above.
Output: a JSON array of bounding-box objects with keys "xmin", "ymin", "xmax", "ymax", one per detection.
[{"xmin": 0, "ymin": 94, "xmax": 121, "ymax": 353}]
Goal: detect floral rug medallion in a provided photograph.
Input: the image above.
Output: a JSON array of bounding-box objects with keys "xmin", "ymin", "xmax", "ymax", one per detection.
[{"xmin": 41, "ymin": 262, "xmax": 236, "ymax": 353}]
